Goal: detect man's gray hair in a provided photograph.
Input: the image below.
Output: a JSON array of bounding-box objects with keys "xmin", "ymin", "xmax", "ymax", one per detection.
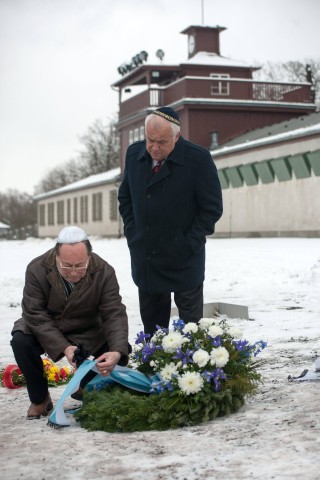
[{"xmin": 145, "ymin": 113, "xmax": 181, "ymax": 137}]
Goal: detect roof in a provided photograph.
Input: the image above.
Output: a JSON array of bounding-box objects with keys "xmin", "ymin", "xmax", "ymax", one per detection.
[
  {"xmin": 181, "ymin": 51, "xmax": 257, "ymax": 69},
  {"xmin": 0, "ymin": 221, "xmax": 10, "ymax": 229},
  {"xmin": 212, "ymin": 112, "xmax": 320, "ymax": 156},
  {"xmin": 34, "ymin": 168, "xmax": 121, "ymax": 201}
]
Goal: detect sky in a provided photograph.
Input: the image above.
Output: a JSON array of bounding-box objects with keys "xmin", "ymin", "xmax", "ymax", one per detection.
[
  {"xmin": 1, "ymin": 0, "xmax": 320, "ymax": 195},
  {"xmin": 1, "ymin": 237, "xmax": 320, "ymax": 478}
]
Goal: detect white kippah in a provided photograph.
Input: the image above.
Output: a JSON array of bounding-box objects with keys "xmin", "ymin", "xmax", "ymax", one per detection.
[{"xmin": 57, "ymin": 226, "xmax": 88, "ymax": 244}]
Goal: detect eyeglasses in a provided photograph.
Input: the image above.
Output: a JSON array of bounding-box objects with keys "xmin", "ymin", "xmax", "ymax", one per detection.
[{"xmin": 58, "ymin": 260, "xmax": 89, "ymax": 272}]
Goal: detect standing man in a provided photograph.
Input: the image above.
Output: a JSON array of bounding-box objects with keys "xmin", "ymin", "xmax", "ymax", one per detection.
[
  {"xmin": 118, "ymin": 106, "xmax": 223, "ymax": 335},
  {"xmin": 11, "ymin": 226, "xmax": 129, "ymax": 419}
]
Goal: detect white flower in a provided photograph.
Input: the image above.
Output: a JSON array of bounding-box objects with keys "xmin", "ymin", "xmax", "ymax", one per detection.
[
  {"xmin": 210, "ymin": 346, "xmax": 230, "ymax": 368},
  {"xmin": 150, "ymin": 330, "xmax": 165, "ymax": 343},
  {"xmin": 183, "ymin": 322, "xmax": 199, "ymax": 334},
  {"xmin": 132, "ymin": 344, "xmax": 143, "ymax": 352},
  {"xmin": 178, "ymin": 371, "xmax": 204, "ymax": 395},
  {"xmin": 228, "ymin": 326, "xmax": 243, "ymax": 339},
  {"xmin": 192, "ymin": 349, "xmax": 210, "ymax": 367},
  {"xmin": 198, "ymin": 317, "xmax": 216, "ymax": 330},
  {"xmin": 207, "ymin": 325, "xmax": 223, "ymax": 338},
  {"xmin": 159, "ymin": 362, "xmax": 180, "ymax": 381},
  {"xmin": 162, "ymin": 331, "xmax": 185, "ymax": 353}
]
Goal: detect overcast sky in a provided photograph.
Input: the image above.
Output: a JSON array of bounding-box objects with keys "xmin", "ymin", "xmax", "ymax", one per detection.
[{"xmin": 1, "ymin": 0, "xmax": 320, "ymax": 194}]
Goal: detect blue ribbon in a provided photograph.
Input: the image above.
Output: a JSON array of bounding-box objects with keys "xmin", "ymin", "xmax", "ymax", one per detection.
[{"xmin": 47, "ymin": 360, "xmax": 156, "ymax": 429}]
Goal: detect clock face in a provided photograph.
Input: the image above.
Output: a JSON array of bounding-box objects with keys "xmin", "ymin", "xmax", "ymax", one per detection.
[{"xmin": 188, "ymin": 34, "xmax": 195, "ymax": 54}]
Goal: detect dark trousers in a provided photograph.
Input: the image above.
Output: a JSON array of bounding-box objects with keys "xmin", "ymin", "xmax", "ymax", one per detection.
[
  {"xmin": 11, "ymin": 331, "xmax": 107, "ymax": 404},
  {"xmin": 139, "ymin": 284, "xmax": 203, "ymax": 335}
]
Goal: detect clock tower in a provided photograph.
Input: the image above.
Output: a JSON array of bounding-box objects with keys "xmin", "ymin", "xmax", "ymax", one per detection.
[{"xmin": 181, "ymin": 25, "xmax": 226, "ymax": 59}]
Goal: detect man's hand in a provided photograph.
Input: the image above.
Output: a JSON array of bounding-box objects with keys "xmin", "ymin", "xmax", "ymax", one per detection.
[
  {"xmin": 63, "ymin": 345, "xmax": 78, "ymax": 369},
  {"xmin": 95, "ymin": 351, "xmax": 121, "ymax": 376}
]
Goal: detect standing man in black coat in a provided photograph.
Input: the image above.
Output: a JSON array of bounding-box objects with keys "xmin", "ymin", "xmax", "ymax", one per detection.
[{"xmin": 118, "ymin": 107, "xmax": 223, "ymax": 335}]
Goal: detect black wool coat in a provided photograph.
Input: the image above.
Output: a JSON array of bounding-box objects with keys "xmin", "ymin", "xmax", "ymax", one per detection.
[{"xmin": 118, "ymin": 136, "xmax": 223, "ymax": 294}]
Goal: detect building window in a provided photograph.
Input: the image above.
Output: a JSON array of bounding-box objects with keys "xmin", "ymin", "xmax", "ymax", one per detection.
[
  {"xmin": 92, "ymin": 192, "xmax": 103, "ymax": 221},
  {"xmin": 134, "ymin": 128, "xmax": 139, "ymax": 141},
  {"xmin": 210, "ymin": 73, "xmax": 230, "ymax": 96},
  {"xmin": 139, "ymin": 126, "xmax": 145, "ymax": 140},
  {"xmin": 48, "ymin": 203, "xmax": 55, "ymax": 226},
  {"xmin": 57, "ymin": 200, "xmax": 64, "ymax": 224},
  {"xmin": 67, "ymin": 199, "xmax": 71, "ymax": 224},
  {"xmin": 73, "ymin": 198, "xmax": 78, "ymax": 223},
  {"xmin": 39, "ymin": 204, "xmax": 45, "ymax": 226},
  {"xmin": 109, "ymin": 190, "xmax": 118, "ymax": 221},
  {"xmin": 80, "ymin": 195, "xmax": 88, "ymax": 223},
  {"xmin": 129, "ymin": 130, "xmax": 133, "ymax": 144}
]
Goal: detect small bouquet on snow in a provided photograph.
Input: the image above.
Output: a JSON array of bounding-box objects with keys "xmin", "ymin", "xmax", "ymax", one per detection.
[
  {"xmin": 1, "ymin": 358, "xmax": 74, "ymax": 389},
  {"xmin": 75, "ymin": 317, "xmax": 267, "ymax": 432}
]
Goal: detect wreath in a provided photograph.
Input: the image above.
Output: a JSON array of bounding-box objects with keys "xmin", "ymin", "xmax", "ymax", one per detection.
[{"xmin": 75, "ymin": 318, "xmax": 266, "ymax": 432}]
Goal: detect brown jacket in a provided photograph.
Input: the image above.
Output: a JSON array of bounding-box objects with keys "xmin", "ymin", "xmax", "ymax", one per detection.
[{"xmin": 12, "ymin": 249, "xmax": 129, "ymax": 364}]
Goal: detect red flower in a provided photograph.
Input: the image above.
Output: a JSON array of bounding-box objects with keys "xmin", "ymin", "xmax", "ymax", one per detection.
[{"xmin": 2, "ymin": 364, "xmax": 23, "ymax": 389}]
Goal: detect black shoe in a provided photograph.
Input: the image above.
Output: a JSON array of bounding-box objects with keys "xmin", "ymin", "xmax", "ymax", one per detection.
[{"xmin": 71, "ymin": 387, "xmax": 83, "ymax": 401}]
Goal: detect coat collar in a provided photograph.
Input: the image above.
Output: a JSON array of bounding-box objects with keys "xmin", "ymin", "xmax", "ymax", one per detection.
[
  {"xmin": 137, "ymin": 136, "xmax": 185, "ymax": 166},
  {"xmin": 42, "ymin": 249, "xmax": 104, "ymax": 301}
]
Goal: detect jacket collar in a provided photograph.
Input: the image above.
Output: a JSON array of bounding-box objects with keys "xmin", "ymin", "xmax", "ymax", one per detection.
[
  {"xmin": 138, "ymin": 136, "xmax": 185, "ymax": 166},
  {"xmin": 43, "ymin": 248, "xmax": 102, "ymax": 301}
]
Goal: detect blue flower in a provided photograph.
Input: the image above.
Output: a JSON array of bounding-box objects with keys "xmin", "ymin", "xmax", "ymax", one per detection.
[
  {"xmin": 233, "ymin": 339, "xmax": 250, "ymax": 352},
  {"xmin": 150, "ymin": 379, "xmax": 173, "ymax": 394},
  {"xmin": 202, "ymin": 368, "xmax": 227, "ymax": 392},
  {"xmin": 210, "ymin": 336, "xmax": 222, "ymax": 347},
  {"xmin": 253, "ymin": 340, "xmax": 268, "ymax": 356},
  {"xmin": 141, "ymin": 343, "xmax": 161, "ymax": 362},
  {"xmin": 172, "ymin": 319, "xmax": 185, "ymax": 331},
  {"xmin": 172, "ymin": 348, "xmax": 194, "ymax": 366},
  {"xmin": 135, "ymin": 331, "xmax": 151, "ymax": 345}
]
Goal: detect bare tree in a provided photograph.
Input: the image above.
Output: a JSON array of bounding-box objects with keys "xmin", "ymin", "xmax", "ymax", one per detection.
[
  {"xmin": 0, "ymin": 190, "xmax": 36, "ymax": 229},
  {"xmin": 34, "ymin": 116, "xmax": 120, "ymax": 194},
  {"xmin": 253, "ymin": 59, "xmax": 320, "ymax": 110},
  {"xmin": 78, "ymin": 118, "xmax": 119, "ymax": 177}
]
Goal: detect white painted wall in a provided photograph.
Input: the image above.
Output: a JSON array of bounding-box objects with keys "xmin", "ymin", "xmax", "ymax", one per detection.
[
  {"xmin": 216, "ymin": 175, "xmax": 320, "ymax": 236},
  {"xmin": 214, "ymin": 134, "xmax": 320, "ymax": 237},
  {"xmin": 37, "ymin": 183, "xmax": 121, "ymax": 238}
]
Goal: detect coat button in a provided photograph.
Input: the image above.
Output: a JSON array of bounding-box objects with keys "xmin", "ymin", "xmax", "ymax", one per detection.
[
  {"xmin": 145, "ymin": 226, "xmax": 149, "ymax": 231},
  {"xmin": 147, "ymin": 194, "xmax": 151, "ymax": 199},
  {"xmin": 147, "ymin": 255, "xmax": 151, "ymax": 260}
]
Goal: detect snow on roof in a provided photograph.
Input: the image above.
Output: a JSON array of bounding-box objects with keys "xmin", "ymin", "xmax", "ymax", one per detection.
[
  {"xmin": 34, "ymin": 167, "xmax": 121, "ymax": 201},
  {"xmin": 0, "ymin": 221, "xmax": 10, "ymax": 229},
  {"xmin": 182, "ymin": 51, "xmax": 256, "ymax": 69},
  {"xmin": 211, "ymin": 123, "xmax": 320, "ymax": 156}
]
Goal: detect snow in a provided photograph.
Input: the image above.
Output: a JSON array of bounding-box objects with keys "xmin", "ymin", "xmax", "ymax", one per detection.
[
  {"xmin": 0, "ymin": 222, "xmax": 10, "ymax": 229},
  {"xmin": 182, "ymin": 51, "xmax": 253, "ymax": 68},
  {"xmin": 211, "ymin": 123, "xmax": 320, "ymax": 156},
  {"xmin": 1, "ymin": 236, "xmax": 319, "ymax": 479},
  {"xmin": 34, "ymin": 168, "xmax": 121, "ymax": 200}
]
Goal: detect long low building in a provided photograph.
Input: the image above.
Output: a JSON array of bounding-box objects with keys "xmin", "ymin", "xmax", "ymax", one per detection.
[
  {"xmin": 34, "ymin": 113, "xmax": 320, "ymax": 239},
  {"xmin": 214, "ymin": 112, "xmax": 320, "ymax": 237},
  {"xmin": 34, "ymin": 168, "xmax": 122, "ymax": 238}
]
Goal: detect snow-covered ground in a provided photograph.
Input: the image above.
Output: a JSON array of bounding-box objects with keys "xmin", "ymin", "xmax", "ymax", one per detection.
[{"xmin": 0, "ymin": 237, "xmax": 319, "ymax": 480}]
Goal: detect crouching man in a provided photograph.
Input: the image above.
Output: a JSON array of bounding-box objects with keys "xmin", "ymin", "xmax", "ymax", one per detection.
[{"xmin": 11, "ymin": 226, "xmax": 129, "ymax": 419}]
